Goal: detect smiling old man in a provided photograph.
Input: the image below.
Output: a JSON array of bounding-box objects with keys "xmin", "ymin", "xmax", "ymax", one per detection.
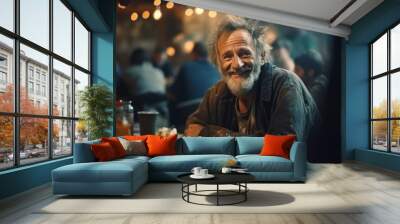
[{"xmin": 185, "ymin": 17, "xmax": 317, "ymax": 141}]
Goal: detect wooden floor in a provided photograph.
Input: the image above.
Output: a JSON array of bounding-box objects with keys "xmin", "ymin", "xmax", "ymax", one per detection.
[{"xmin": 1, "ymin": 162, "xmax": 400, "ymax": 224}]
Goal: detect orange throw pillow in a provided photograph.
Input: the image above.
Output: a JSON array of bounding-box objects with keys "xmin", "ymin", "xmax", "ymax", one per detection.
[
  {"xmin": 146, "ymin": 134, "xmax": 177, "ymax": 157},
  {"xmin": 101, "ymin": 137, "xmax": 126, "ymax": 158},
  {"xmin": 91, "ymin": 142, "xmax": 117, "ymax": 161},
  {"xmin": 260, "ymin": 134, "xmax": 296, "ymax": 159}
]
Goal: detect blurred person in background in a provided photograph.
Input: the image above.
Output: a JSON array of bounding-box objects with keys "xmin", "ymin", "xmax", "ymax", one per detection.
[
  {"xmin": 294, "ymin": 50, "xmax": 328, "ymax": 111},
  {"xmin": 123, "ymin": 48, "xmax": 169, "ymax": 127},
  {"xmin": 271, "ymin": 40, "xmax": 295, "ymax": 72},
  {"xmin": 152, "ymin": 46, "xmax": 174, "ymax": 84},
  {"xmin": 169, "ymin": 41, "xmax": 220, "ymax": 131}
]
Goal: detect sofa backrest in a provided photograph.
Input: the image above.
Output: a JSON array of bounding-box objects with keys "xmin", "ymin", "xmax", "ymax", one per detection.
[
  {"xmin": 235, "ymin": 137, "xmax": 264, "ymax": 155},
  {"xmin": 177, "ymin": 137, "xmax": 235, "ymax": 155},
  {"xmin": 73, "ymin": 139, "xmax": 100, "ymax": 163}
]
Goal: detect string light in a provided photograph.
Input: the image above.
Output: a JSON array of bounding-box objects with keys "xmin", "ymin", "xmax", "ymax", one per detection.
[
  {"xmin": 153, "ymin": 0, "xmax": 161, "ymax": 7},
  {"xmin": 130, "ymin": 12, "xmax": 139, "ymax": 21},
  {"xmin": 153, "ymin": 8, "xmax": 162, "ymax": 20},
  {"xmin": 166, "ymin": 1, "xmax": 174, "ymax": 9},
  {"xmin": 208, "ymin": 11, "xmax": 217, "ymax": 18},
  {"xmin": 183, "ymin": 40, "xmax": 194, "ymax": 53},
  {"xmin": 166, "ymin": 47, "xmax": 176, "ymax": 57},
  {"xmin": 185, "ymin": 8, "xmax": 193, "ymax": 17},
  {"xmin": 194, "ymin": 8, "xmax": 204, "ymax": 15},
  {"xmin": 142, "ymin": 10, "xmax": 150, "ymax": 19}
]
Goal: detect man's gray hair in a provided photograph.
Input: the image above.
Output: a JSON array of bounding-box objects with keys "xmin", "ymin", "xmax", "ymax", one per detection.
[{"xmin": 209, "ymin": 16, "xmax": 271, "ymax": 67}]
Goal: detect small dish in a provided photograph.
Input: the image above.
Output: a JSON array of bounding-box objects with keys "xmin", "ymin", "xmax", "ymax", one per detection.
[{"xmin": 190, "ymin": 174, "xmax": 215, "ymax": 179}]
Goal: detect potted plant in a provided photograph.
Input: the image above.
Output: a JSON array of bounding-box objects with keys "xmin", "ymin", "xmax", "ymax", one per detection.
[{"xmin": 79, "ymin": 84, "xmax": 113, "ymax": 140}]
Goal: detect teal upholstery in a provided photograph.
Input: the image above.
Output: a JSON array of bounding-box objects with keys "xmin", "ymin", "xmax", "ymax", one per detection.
[
  {"xmin": 235, "ymin": 137, "xmax": 263, "ymax": 155},
  {"xmin": 73, "ymin": 140, "xmax": 100, "ymax": 163},
  {"xmin": 52, "ymin": 158, "xmax": 148, "ymax": 195},
  {"xmin": 178, "ymin": 137, "xmax": 235, "ymax": 155},
  {"xmin": 149, "ymin": 154, "xmax": 234, "ymax": 172},
  {"xmin": 236, "ymin": 155, "xmax": 293, "ymax": 172}
]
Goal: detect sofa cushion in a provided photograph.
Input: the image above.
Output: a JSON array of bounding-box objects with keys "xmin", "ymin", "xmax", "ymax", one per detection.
[
  {"xmin": 147, "ymin": 134, "xmax": 177, "ymax": 157},
  {"xmin": 235, "ymin": 137, "xmax": 263, "ymax": 155},
  {"xmin": 260, "ymin": 134, "xmax": 296, "ymax": 159},
  {"xmin": 53, "ymin": 158, "xmax": 147, "ymax": 183},
  {"xmin": 236, "ymin": 155, "xmax": 293, "ymax": 172},
  {"xmin": 149, "ymin": 154, "xmax": 235, "ymax": 172},
  {"xmin": 101, "ymin": 137, "xmax": 127, "ymax": 158},
  {"xmin": 178, "ymin": 137, "xmax": 235, "ymax": 155},
  {"xmin": 91, "ymin": 142, "xmax": 118, "ymax": 161}
]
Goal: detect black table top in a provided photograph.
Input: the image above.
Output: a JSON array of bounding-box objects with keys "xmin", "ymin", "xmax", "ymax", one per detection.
[{"xmin": 177, "ymin": 172, "xmax": 255, "ymax": 185}]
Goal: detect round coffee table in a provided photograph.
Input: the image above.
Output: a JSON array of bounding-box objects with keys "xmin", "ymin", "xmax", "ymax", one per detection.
[{"xmin": 177, "ymin": 173, "xmax": 255, "ymax": 206}]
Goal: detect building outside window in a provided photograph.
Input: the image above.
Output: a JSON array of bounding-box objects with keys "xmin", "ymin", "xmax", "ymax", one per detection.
[
  {"xmin": 371, "ymin": 22, "xmax": 400, "ymax": 154},
  {"xmin": 0, "ymin": 0, "xmax": 91, "ymax": 170}
]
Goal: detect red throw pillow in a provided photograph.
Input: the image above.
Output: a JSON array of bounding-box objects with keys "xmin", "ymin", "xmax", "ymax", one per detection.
[
  {"xmin": 146, "ymin": 134, "xmax": 177, "ymax": 157},
  {"xmin": 101, "ymin": 137, "xmax": 126, "ymax": 158},
  {"xmin": 259, "ymin": 134, "xmax": 296, "ymax": 159},
  {"xmin": 91, "ymin": 142, "xmax": 117, "ymax": 161}
]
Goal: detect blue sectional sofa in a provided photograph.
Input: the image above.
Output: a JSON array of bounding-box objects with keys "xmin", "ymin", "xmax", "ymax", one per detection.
[{"xmin": 52, "ymin": 137, "xmax": 307, "ymax": 196}]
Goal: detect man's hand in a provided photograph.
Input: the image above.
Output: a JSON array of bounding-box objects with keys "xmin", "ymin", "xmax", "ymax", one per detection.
[{"xmin": 185, "ymin": 124, "xmax": 205, "ymax": 136}]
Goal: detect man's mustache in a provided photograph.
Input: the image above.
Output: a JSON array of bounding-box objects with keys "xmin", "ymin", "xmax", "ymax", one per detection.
[{"xmin": 227, "ymin": 66, "xmax": 252, "ymax": 77}]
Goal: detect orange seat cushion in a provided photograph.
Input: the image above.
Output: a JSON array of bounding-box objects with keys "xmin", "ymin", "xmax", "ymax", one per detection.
[
  {"xmin": 101, "ymin": 137, "xmax": 127, "ymax": 158},
  {"xmin": 91, "ymin": 142, "xmax": 118, "ymax": 161},
  {"xmin": 146, "ymin": 134, "xmax": 177, "ymax": 157},
  {"xmin": 259, "ymin": 134, "xmax": 296, "ymax": 159}
]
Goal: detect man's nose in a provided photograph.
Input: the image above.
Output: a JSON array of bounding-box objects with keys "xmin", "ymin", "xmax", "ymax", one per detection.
[{"xmin": 232, "ymin": 54, "xmax": 244, "ymax": 70}]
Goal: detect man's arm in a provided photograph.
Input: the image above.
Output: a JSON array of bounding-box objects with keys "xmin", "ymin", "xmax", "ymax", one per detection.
[
  {"xmin": 268, "ymin": 76, "xmax": 317, "ymax": 142},
  {"xmin": 184, "ymin": 86, "xmax": 241, "ymax": 137}
]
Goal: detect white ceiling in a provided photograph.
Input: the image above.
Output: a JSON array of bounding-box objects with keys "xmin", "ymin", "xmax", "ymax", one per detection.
[
  {"xmin": 172, "ymin": 0, "xmax": 384, "ymax": 38},
  {"xmin": 224, "ymin": 0, "xmax": 352, "ymax": 22}
]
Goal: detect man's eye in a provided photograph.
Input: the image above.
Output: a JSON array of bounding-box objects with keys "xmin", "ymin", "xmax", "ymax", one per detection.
[{"xmin": 223, "ymin": 55, "xmax": 232, "ymax": 61}]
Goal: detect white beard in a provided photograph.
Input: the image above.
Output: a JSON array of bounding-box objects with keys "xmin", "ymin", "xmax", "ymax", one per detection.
[{"xmin": 224, "ymin": 65, "xmax": 261, "ymax": 97}]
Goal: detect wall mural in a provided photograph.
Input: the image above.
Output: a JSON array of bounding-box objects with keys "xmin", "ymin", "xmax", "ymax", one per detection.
[{"xmin": 116, "ymin": 0, "xmax": 342, "ymax": 162}]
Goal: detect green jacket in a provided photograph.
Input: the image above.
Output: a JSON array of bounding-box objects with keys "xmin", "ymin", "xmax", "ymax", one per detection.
[{"xmin": 185, "ymin": 63, "xmax": 318, "ymax": 141}]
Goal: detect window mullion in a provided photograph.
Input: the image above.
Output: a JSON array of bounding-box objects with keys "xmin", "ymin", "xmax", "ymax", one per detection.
[
  {"xmin": 388, "ymin": 30, "xmax": 391, "ymax": 153},
  {"xmin": 48, "ymin": 0, "xmax": 54, "ymax": 160}
]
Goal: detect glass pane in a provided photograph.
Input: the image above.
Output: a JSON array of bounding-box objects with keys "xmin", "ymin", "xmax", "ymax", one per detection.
[
  {"xmin": 391, "ymin": 120, "xmax": 400, "ymax": 153},
  {"xmin": 391, "ymin": 24, "xmax": 400, "ymax": 70},
  {"xmin": 372, "ymin": 77, "xmax": 387, "ymax": 119},
  {"xmin": 53, "ymin": 119, "xmax": 72, "ymax": 158},
  {"xmin": 20, "ymin": 0, "xmax": 49, "ymax": 49},
  {"xmin": 0, "ymin": 34, "xmax": 14, "ymax": 112},
  {"xmin": 74, "ymin": 69, "xmax": 89, "ymax": 117},
  {"xmin": 53, "ymin": 59, "xmax": 72, "ymax": 117},
  {"xmin": 74, "ymin": 17, "xmax": 89, "ymax": 70},
  {"xmin": 20, "ymin": 44, "xmax": 49, "ymax": 115},
  {"xmin": 0, "ymin": 116, "xmax": 13, "ymax": 170},
  {"xmin": 0, "ymin": 0, "xmax": 14, "ymax": 31},
  {"xmin": 53, "ymin": 0, "xmax": 72, "ymax": 60},
  {"xmin": 372, "ymin": 121, "xmax": 387, "ymax": 151},
  {"xmin": 391, "ymin": 72, "xmax": 400, "ymax": 118},
  {"xmin": 75, "ymin": 120, "xmax": 88, "ymax": 143},
  {"xmin": 20, "ymin": 117, "xmax": 49, "ymax": 165},
  {"xmin": 372, "ymin": 33, "xmax": 387, "ymax": 76}
]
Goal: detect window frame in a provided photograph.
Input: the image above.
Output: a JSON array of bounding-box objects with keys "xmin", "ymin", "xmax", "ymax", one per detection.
[
  {"xmin": 370, "ymin": 20, "xmax": 400, "ymax": 154},
  {"xmin": 0, "ymin": 0, "xmax": 92, "ymax": 171}
]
